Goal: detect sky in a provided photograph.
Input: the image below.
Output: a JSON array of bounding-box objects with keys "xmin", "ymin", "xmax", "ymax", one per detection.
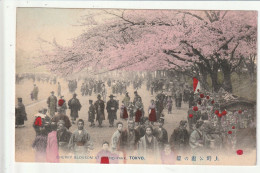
[{"xmin": 16, "ymin": 8, "xmax": 88, "ymax": 73}]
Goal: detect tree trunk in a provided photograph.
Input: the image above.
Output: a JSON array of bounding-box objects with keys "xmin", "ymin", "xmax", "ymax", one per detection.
[
  {"xmin": 210, "ymin": 71, "xmax": 221, "ymax": 92},
  {"xmin": 221, "ymin": 62, "xmax": 233, "ymax": 93}
]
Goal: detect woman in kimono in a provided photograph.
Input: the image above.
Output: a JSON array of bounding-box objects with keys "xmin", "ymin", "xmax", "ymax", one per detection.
[
  {"xmin": 120, "ymin": 101, "xmax": 128, "ymax": 120},
  {"xmin": 46, "ymin": 122, "xmax": 59, "ymax": 163},
  {"xmin": 138, "ymin": 126, "xmax": 160, "ymax": 162},
  {"xmin": 134, "ymin": 97, "xmax": 144, "ymax": 124},
  {"xmin": 148, "ymin": 99, "xmax": 156, "ymax": 125}
]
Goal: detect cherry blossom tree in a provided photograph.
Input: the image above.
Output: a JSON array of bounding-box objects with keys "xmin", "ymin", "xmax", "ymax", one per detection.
[{"xmin": 38, "ymin": 9, "xmax": 257, "ymax": 93}]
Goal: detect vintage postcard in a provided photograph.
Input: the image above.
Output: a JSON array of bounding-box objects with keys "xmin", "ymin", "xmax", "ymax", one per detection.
[{"xmin": 15, "ymin": 8, "xmax": 257, "ymax": 165}]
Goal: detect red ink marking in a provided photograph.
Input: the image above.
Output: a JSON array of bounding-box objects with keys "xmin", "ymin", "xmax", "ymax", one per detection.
[
  {"xmin": 232, "ymin": 126, "xmax": 235, "ymax": 129},
  {"xmin": 200, "ymin": 94, "xmax": 204, "ymax": 98},
  {"xmin": 189, "ymin": 114, "xmax": 193, "ymax": 118},
  {"xmin": 217, "ymin": 113, "xmax": 222, "ymax": 118},
  {"xmin": 228, "ymin": 131, "xmax": 232, "ymax": 134},
  {"xmin": 101, "ymin": 157, "xmax": 109, "ymax": 164},
  {"xmin": 215, "ymin": 110, "xmax": 219, "ymax": 115},
  {"xmin": 238, "ymin": 110, "xmax": 242, "ymax": 114},
  {"xmin": 221, "ymin": 110, "xmax": 227, "ymax": 116},
  {"xmin": 206, "ymin": 96, "xmax": 210, "ymax": 99},
  {"xmin": 193, "ymin": 106, "xmax": 198, "ymax": 111},
  {"xmin": 237, "ymin": 150, "xmax": 243, "ymax": 155}
]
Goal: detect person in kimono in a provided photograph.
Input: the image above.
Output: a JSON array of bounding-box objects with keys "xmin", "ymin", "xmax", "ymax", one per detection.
[
  {"xmin": 57, "ymin": 82, "xmax": 61, "ymax": 97},
  {"xmin": 88, "ymin": 100, "xmax": 96, "ymax": 127},
  {"xmin": 57, "ymin": 120, "xmax": 72, "ymax": 154},
  {"xmin": 122, "ymin": 92, "xmax": 131, "ymax": 107},
  {"xmin": 57, "ymin": 96, "xmax": 67, "ymax": 115},
  {"xmin": 46, "ymin": 122, "xmax": 59, "ymax": 163},
  {"xmin": 138, "ymin": 125, "xmax": 160, "ymax": 160},
  {"xmin": 169, "ymin": 120, "xmax": 189, "ymax": 154},
  {"xmin": 118, "ymin": 120, "xmax": 140, "ymax": 155},
  {"xmin": 167, "ymin": 96, "xmax": 173, "ymax": 114},
  {"xmin": 15, "ymin": 97, "xmax": 27, "ymax": 128},
  {"xmin": 133, "ymin": 91, "xmax": 142, "ymax": 105},
  {"xmin": 106, "ymin": 95, "xmax": 119, "ymax": 127},
  {"xmin": 47, "ymin": 91, "xmax": 57, "ymax": 117},
  {"xmin": 148, "ymin": 99, "xmax": 157, "ymax": 125},
  {"xmin": 153, "ymin": 117, "xmax": 168, "ymax": 150},
  {"xmin": 111, "ymin": 122, "xmax": 123, "ymax": 152},
  {"xmin": 189, "ymin": 120, "xmax": 205, "ymax": 154},
  {"xmin": 32, "ymin": 126, "xmax": 48, "ymax": 162},
  {"xmin": 120, "ymin": 101, "xmax": 128, "ymax": 120},
  {"xmin": 94, "ymin": 94, "xmax": 105, "ymax": 127},
  {"xmin": 32, "ymin": 84, "xmax": 39, "ymax": 100},
  {"xmin": 81, "ymin": 83, "xmax": 86, "ymax": 96},
  {"xmin": 52, "ymin": 107, "xmax": 72, "ymax": 130},
  {"xmin": 101, "ymin": 83, "xmax": 107, "ymax": 102},
  {"xmin": 174, "ymin": 89, "xmax": 182, "ymax": 109},
  {"xmin": 33, "ymin": 109, "xmax": 47, "ymax": 135},
  {"xmin": 134, "ymin": 97, "xmax": 144, "ymax": 124},
  {"xmin": 68, "ymin": 93, "xmax": 82, "ymax": 124},
  {"xmin": 127, "ymin": 102, "xmax": 135, "ymax": 119},
  {"xmin": 68, "ymin": 119, "xmax": 93, "ymax": 156}
]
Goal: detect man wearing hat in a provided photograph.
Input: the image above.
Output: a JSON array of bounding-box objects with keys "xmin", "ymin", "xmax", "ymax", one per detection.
[
  {"xmin": 15, "ymin": 98, "xmax": 27, "ymax": 128},
  {"xmin": 153, "ymin": 117, "xmax": 168, "ymax": 150},
  {"xmin": 133, "ymin": 91, "xmax": 142, "ymax": 105},
  {"xmin": 94, "ymin": 94, "xmax": 105, "ymax": 127},
  {"xmin": 169, "ymin": 120, "xmax": 189, "ymax": 154},
  {"xmin": 68, "ymin": 93, "xmax": 82, "ymax": 124},
  {"xmin": 47, "ymin": 91, "xmax": 57, "ymax": 117},
  {"xmin": 52, "ymin": 107, "xmax": 72, "ymax": 129},
  {"xmin": 106, "ymin": 94, "xmax": 119, "ymax": 127}
]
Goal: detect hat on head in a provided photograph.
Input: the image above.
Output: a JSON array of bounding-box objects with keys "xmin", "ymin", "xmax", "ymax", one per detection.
[
  {"xmin": 97, "ymin": 94, "xmax": 101, "ymax": 98},
  {"xmin": 159, "ymin": 117, "xmax": 165, "ymax": 123},
  {"xmin": 18, "ymin": 98, "xmax": 22, "ymax": 101},
  {"xmin": 134, "ymin": 91, "xmax": 137, "ymax": 94},
  {"xmin": 51, "ymin": 91, "xmax": 54, "ymax": 94},
  {"xmin": 89, "ymin": 100, "xmax": 93, "ymax": 103},
  {"xmin": 180, "ymin": 120, "xmax": 187, "ymax": 126},
  {"xmin": 73, "ymin": 93, "xmax": 77, "ymax": 97},
  {"xmin": 109, "ymin": 94, "xmax": 115, "ymax": 98}
]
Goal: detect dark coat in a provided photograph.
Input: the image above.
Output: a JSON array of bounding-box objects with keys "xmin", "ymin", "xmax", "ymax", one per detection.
[
  {"xmin": 68, "ymin": 98, "xmax": 81, "ymax": 118},
  {"xmin": 106, "ymin": 99, "xmax": 119, "ymax": 120},
  {"xmin": 118, "ymin": 129, "xmax": 140, "ymax": 152},
  {"xmin": 94, "ymin": 99, "xmax": 105, "ymax": 121},
  {"xmin": 169, "ymin": 127, "xmax": 189, "ymax": 151}
]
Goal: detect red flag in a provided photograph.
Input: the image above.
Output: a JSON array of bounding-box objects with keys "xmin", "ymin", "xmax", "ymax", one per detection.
[{"xmin": 193, "ymin": 77, "xmax": 200, "ymax": 93}]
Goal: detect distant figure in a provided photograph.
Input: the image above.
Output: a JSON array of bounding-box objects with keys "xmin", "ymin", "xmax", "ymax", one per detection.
[
  {"xmin": 88, "ymin": 100, "xmax": 96, "ymax": 127},
  {"xmin": 47, "ymin": 91, "xmax": 57, "ymax": 117},
  {"xmin": 32, "ymin": 84, "xmax": 39, "ymax": 100},
  {"xmin": 15, "ymin": 98, "xmax": 27, "ymax": 128},
  {"xmin": 167, "ymin": 96, "xmax": 173, "ymax": 114},
  {"xmin": 68, "ymin": 93, "xmax": 82, "ymax": 124},
  {"xmin": 57, "ymin": 82, "xmax": 61, "ymax": 97}
]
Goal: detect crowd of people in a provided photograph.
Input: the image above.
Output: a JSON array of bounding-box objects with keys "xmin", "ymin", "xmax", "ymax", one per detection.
[{"xmin": 15, "ymin": 75, "xmax": 256, "ymax": 164}]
